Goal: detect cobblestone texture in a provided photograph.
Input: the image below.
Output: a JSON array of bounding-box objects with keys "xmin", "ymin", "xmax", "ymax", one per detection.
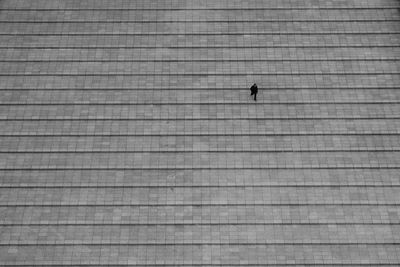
[{"xmin": 0, "ymin": 0, "xmax": 400, "ymax": 266}]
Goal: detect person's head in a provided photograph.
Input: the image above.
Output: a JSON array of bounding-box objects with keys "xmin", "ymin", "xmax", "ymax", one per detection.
[{"xmin": 253, "ymin": 83, "xmax": 257, "ymax": 86}]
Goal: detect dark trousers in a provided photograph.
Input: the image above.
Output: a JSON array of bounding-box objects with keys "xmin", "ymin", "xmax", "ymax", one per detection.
[{"xmin": 251, "ymin": 91, "xmax": 257, "ymax": 101}]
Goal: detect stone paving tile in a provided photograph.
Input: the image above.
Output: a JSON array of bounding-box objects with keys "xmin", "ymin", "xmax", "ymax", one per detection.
[
  {"xmin": 2, "ymin": 89, "xmax": 400, "ymax": 104},
  {"xmin": 0, "ymin": 0, "xmax": 400, "ymax": 265},
  {"xmin": 2, "ymin": 74, "xmax": 400, "ymax": 89},
  {"xmin": 2, "ymin": 205, "xmax": 400, "ymax": 225},
  {"xmin": 2, "ymin": 187, "xmax": 400, "ymax": 205},
  {"xmin": 1, "ymin": 225, "xmax": 399, "ymax": 244},
  {"xmin": 1, "ymin": 135, "xmax": 400, "ymax": 152},
  {"xmin": 2, "ymin": 39, "xmax": 400, "ymax": 49},
  {"xmin": 2, "ymin": 104, "xmax": 400, "ymax": 120},
  {"xmin": 1, "ymin": 245, "xmax": 400, "ymax": 266},
  {"xmin": 2, "ymin": 119, "xmax": 400, "ymax": 136},
  {"xmin": 1, "ymin": 169, "xmax": 399, "ymax": 186}
]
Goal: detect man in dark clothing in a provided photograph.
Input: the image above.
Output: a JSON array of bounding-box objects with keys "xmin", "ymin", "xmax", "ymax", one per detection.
[{"xmin": 250, "ymin": 83, "xmax": 258, "ymax": 101}]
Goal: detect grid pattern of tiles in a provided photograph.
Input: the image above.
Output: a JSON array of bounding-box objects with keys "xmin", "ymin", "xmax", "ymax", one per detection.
[{"xmin": 0, "ymin": 0, "xmax": 400, "ymax": 265}]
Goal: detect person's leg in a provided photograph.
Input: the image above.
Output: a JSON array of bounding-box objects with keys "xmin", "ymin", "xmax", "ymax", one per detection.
[{"xmin": 254, "ymin": 93, "xmax": 257, "ymax": 101}]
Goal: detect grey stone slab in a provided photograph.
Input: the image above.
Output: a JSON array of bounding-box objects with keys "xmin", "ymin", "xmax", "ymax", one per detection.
[
  {"xmin": 0, "ymin": 151, "xmax": 399, "ymax": 169},
  {"xmin": 1, "ymin": 245, "xmax": 400, "ymax": 265},
  {"xmin": 1, "ymin": 119, "xmax": 399, "ymax": 136},
  {"xmin": 2, "ymin": 61, "xmax": 399, "ymax": 75},
  {"xmin": 2, "ymin": 0, "xmax": 399, "ymax": 9},
  {"xmin": 1, "ymin": 103, "xmax": 399, "ymax": 120},
  {"xmin": 2, "ymin": 89, "xmax": 400, "ymax": 104},
  {"xmin": 2, "ymin": 74, "xmax": 399, "ymax": 89},
  {"xmin": 2, "ymin": 205, "xmax": 400, "ymax": 225},
  {"xmin": 0, "ymin": 0, "xmax": 400, "ymax": 265},
  {"xmin": 0, "ymin": 169, "xmax": 399, "ymax": 187},
  {"xmin": 2, "ymin": 9, "xmax": 400, "ymax": 21},
  {"xmin": 2, "ymin": 37, "xmax": 400, "ymax": 49},
  {"xmin": 1, "ymin": 225, "xmax": 399, "ymax": 245},
  {"xmin": 1, "ymin": 135, "xmax": 399, "ymax": 152},
  {"xmin": 2, "ymin": 21, "xmax": 400, "ymax": 34},
  {"xmin": 1, "ymin": 187, "xmax": 400, "ymax": 205}
]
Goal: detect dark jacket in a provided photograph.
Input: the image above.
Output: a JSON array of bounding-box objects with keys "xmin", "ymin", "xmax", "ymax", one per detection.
[{"xmin": 250, "ymin": 84, "xmax": 258, "ymax": 94}]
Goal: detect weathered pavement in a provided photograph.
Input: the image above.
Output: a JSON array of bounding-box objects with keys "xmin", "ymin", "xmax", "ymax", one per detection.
[{"xmin": 0, "ymin": 0, "xmax": 400, "ymax": 265}]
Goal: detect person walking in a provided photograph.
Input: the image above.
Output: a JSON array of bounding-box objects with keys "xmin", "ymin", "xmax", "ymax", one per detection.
[{"xmin": 250, "ymin": 83, "xmax": 258, "ymax": 101}]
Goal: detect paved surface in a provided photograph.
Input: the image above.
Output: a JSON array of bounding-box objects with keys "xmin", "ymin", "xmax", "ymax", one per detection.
[{"xmin": 0, "ymin": 0, "xmax": 400, "ymax": 266}]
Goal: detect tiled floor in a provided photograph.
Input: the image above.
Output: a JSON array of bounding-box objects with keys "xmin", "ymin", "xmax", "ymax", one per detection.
[{"xmin": 0, "ymin": 0, "xmax": 400, "ymax": 265}]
